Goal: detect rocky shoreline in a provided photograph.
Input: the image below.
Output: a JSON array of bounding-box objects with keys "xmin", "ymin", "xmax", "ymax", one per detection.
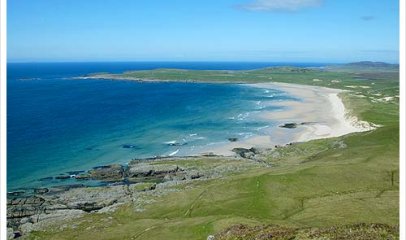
[{"xmin": 7, "ymin": 148, "xmax": 269, "ymax": 239}]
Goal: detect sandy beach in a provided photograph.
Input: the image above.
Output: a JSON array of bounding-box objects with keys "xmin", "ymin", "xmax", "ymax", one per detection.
[{"xmin": 205, "ymin": 82, "xmax": 375, "ymax": 156}]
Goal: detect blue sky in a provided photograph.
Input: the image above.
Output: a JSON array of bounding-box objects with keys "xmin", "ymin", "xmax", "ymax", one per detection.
[{"xmin": 8, "ymin": 0, "xmax": 399, "ymax": 62}]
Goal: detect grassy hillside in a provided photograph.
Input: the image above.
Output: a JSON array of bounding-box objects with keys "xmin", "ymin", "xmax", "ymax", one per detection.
[{"xmin": 29, "ymin": 66, "xmax": 399, "ymax": 239}]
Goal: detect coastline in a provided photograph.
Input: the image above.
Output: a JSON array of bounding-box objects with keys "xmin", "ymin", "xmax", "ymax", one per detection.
[
  {"xmin": 7, "ymin": 76, "xmax": 396, "ymax": 239},
  {"xmin": 77, "ymin": 72, "xmax": 377, "ymax": 158},
  {"xmin": 206, "ymin": 82, "xmax": 375, "ymax": 156},
  {"xmin": 68, "ymin": 78, "xmax": 378, "ymax": 158},
  {"xmin": 7, "ymin": 81, "xmax": 377, "ymax": 191}
]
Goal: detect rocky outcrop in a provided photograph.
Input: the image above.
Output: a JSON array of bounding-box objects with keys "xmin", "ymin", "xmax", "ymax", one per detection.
[
  {"xmin": 7, "ymin": 196, "xmax": 46, "ymax": 219},
  {"xmin": 128, "ymin": 163, "xmax": 180, "ymax": 177},
  {"xmin": 88, "ymin": 164, "xmax": 125, "ymax": 181},
  {"xmin": 232, "ymin": 147, "xmax": 261, "ymax": 159},
  {"xmin": 126, "ymin": 162, "xmax": 184, "ymax": 184},
  {"xmin": 7, "ymin": 160, "xmax": 202, "ymax": 238},
  {"xmin": 73, "ymin": 163, "xmax": 183, "ymax": 183},
  {"xmin": 58, "ymin": 185, "xmax": 130, "ymax": 212},
  {"xmin": 7, "ymin": 156, "xmax": 249, "ymax": 238},
  {"xmin": 7, "ymin": 195, "xmax": 53, "ymax": 237},
  {"xmin": 7, "ymin": 185, "xmax": 133, "ymax": 237},
  {"xmin": 19, "ymin": 209, "xmax": 85, "ymax": 235}
]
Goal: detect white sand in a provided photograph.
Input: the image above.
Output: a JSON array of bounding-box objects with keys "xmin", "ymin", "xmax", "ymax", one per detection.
[{"xmin": 201, "ymin": 82, "xmax": 376, "ymax": 156}]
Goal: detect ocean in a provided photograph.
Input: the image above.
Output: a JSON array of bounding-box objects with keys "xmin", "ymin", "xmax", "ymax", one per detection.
[{"xmin": 7, "ymin": 62, "xmax": 326, "ymax": 191}]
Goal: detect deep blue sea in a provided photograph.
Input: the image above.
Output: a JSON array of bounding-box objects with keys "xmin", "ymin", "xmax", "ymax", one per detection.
[{"xmin": 7, "ymin": 62, "xmax": 326, "ymax": 191}]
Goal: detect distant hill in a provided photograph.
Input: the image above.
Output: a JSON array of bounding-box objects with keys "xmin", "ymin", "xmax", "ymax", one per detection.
[
  {"xmin": 326, "ymin": 61, "xmax": 399, "ymax": 73},
  {"xmin": 344, "ymin": 61, "xmax": 399, "ymax": 68}
]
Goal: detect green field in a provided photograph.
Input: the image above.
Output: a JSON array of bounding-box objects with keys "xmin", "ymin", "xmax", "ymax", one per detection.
[{"xmin": 29, "ymin": 64, "xmax": 399, "ymax": 239}]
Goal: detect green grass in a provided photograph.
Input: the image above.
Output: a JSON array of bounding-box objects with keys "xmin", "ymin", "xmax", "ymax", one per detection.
[
  {"xmin": 28, "ymin": 66, "xmax": 399, "ymax": 239},
  {"xmin": 214, "ymin": 223, "xmax": 399, "ymax": 239}
]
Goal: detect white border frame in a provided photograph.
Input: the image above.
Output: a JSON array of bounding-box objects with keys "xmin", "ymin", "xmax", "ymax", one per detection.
[
  {"xmin": 1, "ymin": 0, "xmax": 7, "ymax": 238},
  {"xmin": 0, "ymin": 0, "xmax": 404, "ymax": 239},
  {"xmin": 399, "ymin": 0, "xmax": 405, "ymax": 238}
]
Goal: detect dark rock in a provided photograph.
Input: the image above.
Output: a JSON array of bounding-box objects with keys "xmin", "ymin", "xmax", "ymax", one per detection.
[
  {"xmin": 249, "ymin": 147, "xmax": 261, "ymax": 154},
  {"xmin": 55, "ymin": 175, "xmax": 71, "ymax": 180},
  {"xmin": 279, "ymin": 123, "xmax": 298, "ymax": 129},
  {"xmin": 88, "ymin": 164, "xmax": 124, "ymax": 181},
  {"xmin": 13, "ymin": 231, "xmax": 22, "ymax": 238},
  {"xmin": 232, "ymin": 148, "xmax": 249, "ymax": 157},
  {"xmin": 75, "ymin": 202, "xmax": 104, "ymax": 212},
  {"xmin": 190, "ymin": 172, "xmax": 203, "ymax": 180},
  {"xmin": 169, "ymin": 142, "xmax": 187, "ymax": 146},
  {"xmin": 228, "ymin": 137, "xmax": 238, "ymax": 142},
  {"xmin": 121, "ymin": 144, "xmax": 138, "ymax": 149},
  {"xmin": 232, "ymin": 148, "xmax": 258, "ymax": 159}
]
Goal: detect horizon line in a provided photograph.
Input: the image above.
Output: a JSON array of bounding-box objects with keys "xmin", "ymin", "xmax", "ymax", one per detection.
[{"xmin": 6, "ymin": 60, "xmax": 400, "ymax": 64}]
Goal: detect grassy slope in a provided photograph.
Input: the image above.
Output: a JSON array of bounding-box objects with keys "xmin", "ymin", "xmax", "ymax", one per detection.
[{"xmin": 30, "ymin": 67, "xmax": 399, "ymax": 239}]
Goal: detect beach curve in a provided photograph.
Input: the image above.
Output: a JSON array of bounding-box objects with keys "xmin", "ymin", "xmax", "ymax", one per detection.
[{"xmin": 205, "ymin": 82, "xmax": 377, "ymax": 156}]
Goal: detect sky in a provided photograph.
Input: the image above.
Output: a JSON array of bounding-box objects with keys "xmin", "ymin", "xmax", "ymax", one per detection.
[{"xmin": 7, "ymin": 0, "xmax": 400, "ymax": 63}]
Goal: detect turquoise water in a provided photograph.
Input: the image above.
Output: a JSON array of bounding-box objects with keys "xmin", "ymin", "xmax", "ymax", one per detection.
[{"xmin": 7, "ymin": 62, "xmax": 316, "ymax": 191}]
